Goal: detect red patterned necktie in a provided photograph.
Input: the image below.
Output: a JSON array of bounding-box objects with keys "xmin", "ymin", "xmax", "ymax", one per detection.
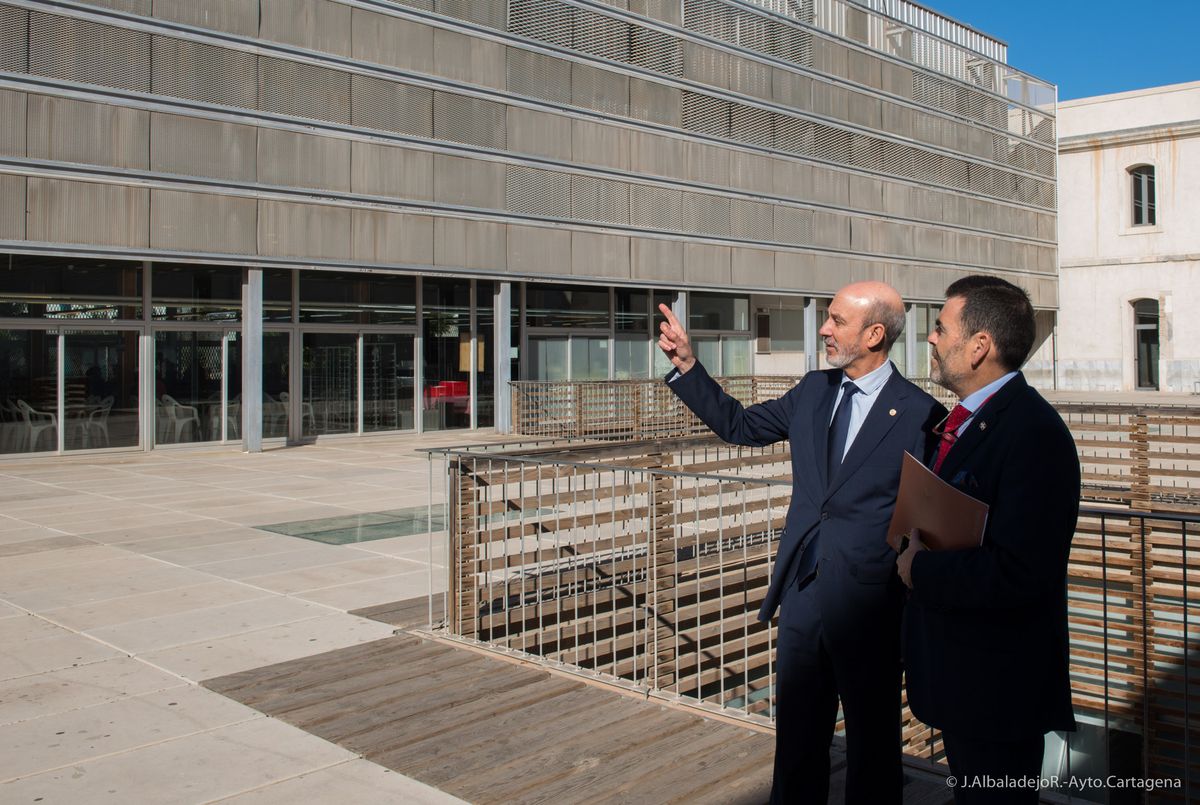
[{"xmin": 932, "ymin": 403, "xmax": 972, "ymax": 474}]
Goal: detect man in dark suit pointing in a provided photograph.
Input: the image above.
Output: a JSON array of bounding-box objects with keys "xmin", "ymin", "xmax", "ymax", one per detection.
[
  {"xmin": 658, "ymin": 282, "xmax": 944, "ymax": 804},
  {"xmin": 897, "ymin": 276, "xmax": 1079, "ymax": 804}
]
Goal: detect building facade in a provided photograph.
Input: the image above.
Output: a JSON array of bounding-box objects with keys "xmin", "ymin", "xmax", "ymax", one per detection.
[
  {"xmin": 1057, "ymin": 81, "xmax": 1200, "ymax": 392},
  {"xmin": 0, "ymin": 0, "xmax": 1056, "ymax": 454}
]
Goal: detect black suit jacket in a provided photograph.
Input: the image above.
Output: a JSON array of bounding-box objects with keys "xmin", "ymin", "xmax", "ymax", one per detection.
[
  {"xmin": 667, "ymin": 361, "xmax": 944, "ymax": 624},
  {"xmin": 903, "ymin": 373, "xmax": 1080, "ymax": 740}
]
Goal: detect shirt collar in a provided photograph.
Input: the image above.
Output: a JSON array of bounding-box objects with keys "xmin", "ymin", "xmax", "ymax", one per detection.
[
  {"xmin": 960, "ymin": 371, "xmax": 1018, "ymax": 413},
  {"xmin": 841, "ymin": 360, "xmax": 894, "ymax": 398}
]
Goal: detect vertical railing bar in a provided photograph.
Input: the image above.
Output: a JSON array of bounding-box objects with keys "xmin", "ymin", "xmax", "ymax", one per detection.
[
  {"xmin": 611, "ymin": 465, "xmax": 618, "ymax": 681},
  {"xmin": 554, "ymin": 460, "xmax": 563, "ymax": 667},
  {"xmin": 718, "ymin": 479, "xmax": 725, "ymax": 709},
  {"xmin": 741, "ymin": 479, "xmax": 749, "ymax": 717},
  {"xmin": 591, "ymin": 475, "xmax": 599, "ymax": 673},
  {"xmin": 536, "ymin": 461, "xmax": 544, "ymax": 661},
  {"xmin": 766, "ymin": 479, "xmax": 775, "ymax": 724},
  {"xmin": 574, "ymin": 465, "xmax": 580, "ymax": 669},
  {"xmin": 427, "ymin": 451, "xmax": 434, "ymax": 630},
  {"xmin": 694, "ymin": 478, "xmax": 703, "ymax": 702},
  {"xmin": 1182, "ymin": 518, "xmax": 1191, "ymax": 800},
  {"xmin": 1141, "ymin": 514, "xmax": 1150, "ymax": 788}
]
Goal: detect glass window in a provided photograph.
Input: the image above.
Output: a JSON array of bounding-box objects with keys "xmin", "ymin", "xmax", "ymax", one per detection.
[
  {"xmin": 526, "ymin": 284, "xmax": 609, "ymax": 329},
  {"xmin": 262, "ymin": 332, "xmax": 290, "ymax": 439},
  {"xmin": 1130, "ymin": 166, "xmax": 1156, "ymax": 227},
  {"xmin": 615, "ymin": 289, "xmax": 649, "ymax": 332},
  {"xmin": 1134, "ymin": 299, "xmax": 1159, "ymax": 390},
  {"xmin": 422, "ymin": 279, "xmax": 471, "ymax": 430},
  {"xmin": 364, "ymin": 334, "xmax": 415, "ymax": 432},
  {"xmin": 264, "ymin": 269, "xmax": 293, "ymax": 322},
  {"xmin": 154, "ymin": 331, "xmax": 224, "ymax": 444},
  {"xmin": 690, "ymin": 293, "xmax": 749, "ymax": 332},
  {"xmin": 299, "ymin": 271, "xmax": 416, "ymax": 325},
  {"xmin": 694, "ymin": 337, "xmax": 719, "ymax": 372},
  {"xmin": 0, "ymin": 256, "xmax": 142, "ymax": 320},
  {"xmin": 476, "ymin": 281, "xmax": 494, "ymax": 428},
  {"xmin": 915, "ymin": 304, "xmax": 934, "ymax": 377},
  {"xmin": 303, "ymin": 332, "xmax": 358, "ymax": 436},
  {"xmin": 721, "ymin": 337, "xmax": 751, "ymax": 375},
  {"xmin": 768, "ymin": 308, "xmax": 804, "ymax": 351},
  {"xmin": 151, "ymin": 264, "xmax": 241, "ymax": 322},
  {"xmin": 0, "ymin": 329, "xmax": 58, "ymax": 454},
  {"xmin": 65, "ymin": 330, "xmax": 139, "ymax": 450},
  {"xmin": 614, "ymin": 335, "xmax": 649, "ymax": 379},
  {"xmin": 570, "ymin": 336, "xmax": 609, "ymax": 380},
  {"xmin": 528, "ymin": 337, "xmax": 568, "ymax": 381},
  {"xmin": 651, "ymin": 291, "xmax": 675, "ymax": 377}
]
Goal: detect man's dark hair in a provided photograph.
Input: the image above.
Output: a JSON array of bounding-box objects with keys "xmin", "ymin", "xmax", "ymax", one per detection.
[{"xmin": 944, "ymin": 275, "xmax": 1035, "ymax": 371}]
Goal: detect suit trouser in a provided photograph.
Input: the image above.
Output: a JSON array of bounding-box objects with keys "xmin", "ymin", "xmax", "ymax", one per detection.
[
  {"xmin": 770, "ymin": 571, "xmax": 903, "ymax": 805},
  {"xmin": 942, "ymin": 731, "xmax": 1045, "ymax": 805}
]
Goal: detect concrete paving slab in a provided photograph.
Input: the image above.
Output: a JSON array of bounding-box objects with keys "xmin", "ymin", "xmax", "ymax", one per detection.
[
  {"xmin": 0, "ymin": 657, "xmax": 183, "ymax": 726},
  {"xmin": 0, "ymin": 714, "xmax": 355, "ymax": 803},
  {"xmin": 239, "ymin": 557, "xmax": 427, "ymax": 595},
  {"xmin": 145, "ymin": 534, "xmax": 311, "ymax": 567},
  {"xmin": 211, "ymin": 758, "xmax": 467, "ymax": 804},
  {"xmin": 0, "ymin": 545, "xmax": 128, "ymax": 576},
  {"xmin": 107, "ymin": 526, "xmax": 264, "ymax": 553},
  {"xmin": 0, "ymin": 535, "xmax": 93, "ymax": 557},
  {"xmin": 0, "ymin": 685, "xmax": 260, "ymax": 782},
  {"xmin": 193, "ymin": 545, "xmax": 374, "ymax": 581},
  {"xmin": 0, "ymin": 633, "xmax": 123, "ymax": 682},
  {"xmin": 1, "ymin": 562, "xmax": 216, "ymax": 612},
  {"xmin": 140, "ymin": 614, "xmax": 397, "ymax": 681},
  {"xmin": 40, "ymin": 583, "xmax": 268, "ymax": 632},
  {"xmin": 294, "ymin": 571, "xmax": 433, "ymax": 612},
  {"xmin": 85, "ymin": 596, "xmax": 335, "ymax": 654}
]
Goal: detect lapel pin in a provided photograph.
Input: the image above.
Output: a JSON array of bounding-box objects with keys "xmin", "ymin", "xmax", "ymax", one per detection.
[
  {"xmin": 980, "ymin": 421, "xmax": 988, "ymax": 430},
  {"xmin": 888, "ymin": 408, "xmax": 897, "ymax": 417}
]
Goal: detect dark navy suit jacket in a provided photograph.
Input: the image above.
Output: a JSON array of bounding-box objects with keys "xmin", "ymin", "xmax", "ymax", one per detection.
[
  {"xmin": 667, "ymin": 361, "xmax": 945, "ymax": 623},
  {"xmin": 903, "ymin": 373, "xmax": 1080, "ymax": 740}
]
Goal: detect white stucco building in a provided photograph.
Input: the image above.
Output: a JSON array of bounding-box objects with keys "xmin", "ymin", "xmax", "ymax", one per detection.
[{"xmin": 1057, "ymin": 81, "xmax": 1200, "ymax": 392}]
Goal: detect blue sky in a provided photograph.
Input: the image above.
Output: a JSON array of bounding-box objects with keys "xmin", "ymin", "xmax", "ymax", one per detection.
[{"xmin": 926, "ymin": 1, "xmax": 1200, "ymax": 100}]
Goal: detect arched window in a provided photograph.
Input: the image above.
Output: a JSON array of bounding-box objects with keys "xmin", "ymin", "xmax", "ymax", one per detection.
[
  {"xmin": 1133, "ymin": 298, "xmax": 1159, "ymax": 390},
  {"xmin": 1129, "ymin": 165, "xmax": 1156, "ymax": 226}
]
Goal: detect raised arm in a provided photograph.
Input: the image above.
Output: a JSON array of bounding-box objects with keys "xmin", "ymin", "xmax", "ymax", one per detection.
[{"xmin": 657, "ymin": 303, "xmax": 797, "ymax": 447}]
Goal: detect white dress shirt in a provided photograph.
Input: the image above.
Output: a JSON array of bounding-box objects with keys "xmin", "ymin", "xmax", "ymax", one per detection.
[{"xmin": 829, "ymin": 360, "xmax": 895, "ymax": 461}]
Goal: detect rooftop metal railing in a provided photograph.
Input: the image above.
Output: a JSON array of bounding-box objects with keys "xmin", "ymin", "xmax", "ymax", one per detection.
[{"xmin": 423, "ymin": 437, "xmax": 1198, "ymax": 801}]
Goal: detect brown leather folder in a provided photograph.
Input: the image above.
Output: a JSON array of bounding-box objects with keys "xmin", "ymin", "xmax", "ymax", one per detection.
[{"xmin": 886, "ymin": 451, "xmax": 989, "ymax": 552}]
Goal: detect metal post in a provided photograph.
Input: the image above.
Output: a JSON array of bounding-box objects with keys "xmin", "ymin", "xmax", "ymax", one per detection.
[
  {"xmin": 671, "ymin": 290, "xmax": 687, "ymax": 335},
  {"xmin": 804, "ymin": 297, "xmax": 818, "ymax": 373},
  {"xmin": 905, "ymin": 303, "xmax": 917, "ymax": 377},
  {"xmin": 241, "ymin": 268, "xmax": 263, "ymax": 452},
  {"xmin": 495, "ymin": 282, "xmax": 512, "ymax": 433}
]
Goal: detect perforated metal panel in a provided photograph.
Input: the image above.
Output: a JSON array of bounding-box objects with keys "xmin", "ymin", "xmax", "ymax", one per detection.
[
  {"xmin": 680, "ymin": 192, "xmax": 730, "ymax": 236},
  {"xmin": 811, "ymin": 125, "xmax": 851, "ymax": 164},
  {"xmin": 437, "ymin": 0, "xmax": 506, "ymax": 29},
  {"xmin": 0, "ymin": 5, "xmax": 28, "ymax": 73},
  {"xmin": 150, "ymin": 112, "xmax": 258, "ymax": 182},
  {"xmin": 571, "ymin": 175, "xmax": 629, "ymax": 225},
  {"xmin": 261, "ymin": 0, "xmax": 352, "ymax": 57},
  {"xmin": 0, "ymin": 174, "xmax": 24, "ymax": 240},
  {"xmin": 259, "ymin": 56, "xmax": 351, "ymax": 124},
  {"xmin": 29, "ymin": 12, "xmax": 151, "ymax": 93},
  {"xmin": 508, "ymin": 0, "xmax": 572, "ymax": 48},
  {"xmin": 153, "ymin": 0, "xmax": 259, "ymax": 37},
  {"xmin": 28, "ymin": 95, "xmax": 149, "ymax": 170},
  {"xmin": 27, "ymin": 178, "xmax": 149, "ymax": 248},
  {"xmin": 572, "ymin": 63, "xmax": 629, "ymax": 117},
  {"xmin": 152, "ymin": 36, "xmax": 258, "ymax": 110},
  {"xmin": 506, "ymin": 166, "xmax": 571, "ymax": 218},
  {"xmin": 775, "ymin": 116, "xmax": 813, "ymax": 154},
  {"xmin": 630, "ymin": 184, "xmax": 683, "ymax": 231},
  {"xmin": 150, "ymin": 189, "xmax": 257, "ymax": 254},
  {"xmin": 76, "ymin": 0, "xmax": 150, "ymax": 14},
  {"xmin": 731, "ymin": 105, "xmax": 774, "ymax": 147},
  {"xmin": 772, "ymin": 205, "xmax": 813, "ymax": 245},
  {"xmin": 681, "ymin": 92, "xmax": 730, "ymax": 138},
  {"xmin": 351, "ymin": 74, "xmax": 434, "ymax": 138},
  {"xmin": 258, "ymin": 129, "xmax": 351, "ymax": 192},
  {"xmin": 573, "ymin": 7, "xmax": 630, "ymax": 62},
  {"xmin": 507, "ymin": 48, "xmax": 573, "ymax": 105},
  {"xmin": 0, "ymin": 89, "xmax": 25, "ymax": 157},
  {"xmin": 433, "ymin": 92, "xmax": 507, "ymax": 150},
  {"xmin": 730, "ymin": 199, "xmax": 773, "ymax": 241},
  {"xmin": 258, "ymin": 200, "xmax": 352, "ymax": 260},
  {"xmin": 628, "ymin": 26, "xmax": 683, "ymax": 77}
]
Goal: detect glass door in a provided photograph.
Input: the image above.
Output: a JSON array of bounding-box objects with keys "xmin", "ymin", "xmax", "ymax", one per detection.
[
  {"xmin": 363, "ymin": 333, "xmax": 415, "ymax": 432},
  {"xmin": 302, "ymin": 332, "xmax": 358, "ymax": 436},
  {"xmin": 0, "ymin": 328, "xmax": 58, "ymax": 454},
  {"xmin": 64, "ymin": 329, "xmax": 140, "ymax": 451}
]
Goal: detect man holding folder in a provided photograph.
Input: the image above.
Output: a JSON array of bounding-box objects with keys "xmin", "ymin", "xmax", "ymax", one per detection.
[{"xmin": 896, "ymin": 276, "xmax": 1080, "ymax": 803}]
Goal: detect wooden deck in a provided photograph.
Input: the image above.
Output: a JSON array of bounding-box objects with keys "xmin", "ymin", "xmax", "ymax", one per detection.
[{"xmin": 203, "ymin": 610, "xmax": 955, "ymax": 804}]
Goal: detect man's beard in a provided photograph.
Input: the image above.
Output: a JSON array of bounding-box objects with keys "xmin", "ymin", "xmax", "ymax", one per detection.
[
  {"xmin": 930, "ymin": 345, "xmax": 964, "ymax": 391},
  {"xmin": 826, "ymin": 339, "xmax": 862, "ymax": 369}
]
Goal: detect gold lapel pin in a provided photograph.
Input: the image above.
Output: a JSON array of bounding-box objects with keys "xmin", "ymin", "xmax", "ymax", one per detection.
[{"xmin": 888, "ymin": 408, "xmax": 897, "ymax": 417}]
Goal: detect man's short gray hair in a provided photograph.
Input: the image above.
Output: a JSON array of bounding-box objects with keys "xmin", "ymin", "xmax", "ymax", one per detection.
[{"xmin": 865, "ymin": 298, "xmax": 905, "ymax": 351}]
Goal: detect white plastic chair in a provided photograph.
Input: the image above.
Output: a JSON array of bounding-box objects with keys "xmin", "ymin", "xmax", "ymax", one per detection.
[
  {"xmin": 161, "ymin": 395, "xmax": 201, "ymax": 443},
  {"xmin": 16, "ymin": 399, "xmax": 57, "ymax": 452},
  {"xmin": 278, "ymin": 392, "xmax": 315, "ymax": 434},
  {"xmin": 81, "ymin": 396, "xmax": 113, "ymax": 448}
]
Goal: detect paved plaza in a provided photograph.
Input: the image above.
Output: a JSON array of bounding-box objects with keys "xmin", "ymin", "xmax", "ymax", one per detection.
[{"xmin": 0, "ymin": 433, "xmax": 512, "ymax": 803}]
